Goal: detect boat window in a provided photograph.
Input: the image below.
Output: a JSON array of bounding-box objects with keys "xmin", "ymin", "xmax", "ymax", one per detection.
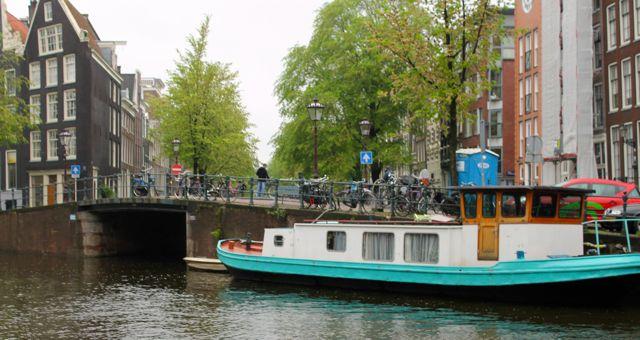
[
  {"xmin": 482, "ymin": 193, "xmax": 496, "ymax": 218},
  {"xmin": 327, "ymin": 231, "xmax": 346, "ymax": 252},
  {"xmin": 501, "ymin": 192, "xmax": 527, "ymax": 218},
  {"xmin": 463, "ymin": 193, "xmax": 477, "ymax": 218},
  {"xmin": 558, "ymin": 194, "xmax": 582, "ymax": 219},
  {"xmin": 532, "ymin": 193, "xmax": 557, "ymax": 218},
  {"xmin": 404, "ymin": 233, "xmax": 438, "ymax": 264},
  {"xmin": 274, "ymin": 235, "xmax": 284, "ymax": 247},
  {"xmin": 362, "ymin": 232, "xmax": 394, "ymax": 262}
]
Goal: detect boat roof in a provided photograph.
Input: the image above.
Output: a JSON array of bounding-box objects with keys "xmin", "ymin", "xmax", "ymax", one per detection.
[{"xmin": 452, "ymin": 186, "xmax": 594, "ymax": 194}]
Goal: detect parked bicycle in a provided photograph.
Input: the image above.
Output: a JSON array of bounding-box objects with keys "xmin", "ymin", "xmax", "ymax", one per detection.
[
  {"xmin": 300, "ymin": 176, "xmax": 335, "ymax": 209},
  {"xmin": 132, "ymin": 168, "xmax": 158, "ymax": 197},
  {"xmin": 335, "ymin": 180, "xmax": 376, "ymax": 212}
]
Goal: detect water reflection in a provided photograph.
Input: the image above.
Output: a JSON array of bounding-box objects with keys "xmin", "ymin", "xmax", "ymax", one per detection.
[{"xmin": 1, "ymin": 253, "xmax": 639, "ymax": 339}]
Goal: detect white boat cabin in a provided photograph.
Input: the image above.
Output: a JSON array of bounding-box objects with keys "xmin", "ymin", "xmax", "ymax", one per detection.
[{"xmin": 261, "ymin": 187, "xmax": 590, "ymax": 267}]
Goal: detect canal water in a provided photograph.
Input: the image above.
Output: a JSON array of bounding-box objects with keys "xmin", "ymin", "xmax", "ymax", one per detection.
[{"xmin": 1, "ymin": 253, "xmax": 640, "ymax": 339}]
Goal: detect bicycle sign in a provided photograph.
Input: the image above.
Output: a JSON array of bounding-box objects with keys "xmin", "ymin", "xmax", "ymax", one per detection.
[
  {"xmin": 360, "ymin": 151, "xmax": 373, "ymax": 165},
  {"xmin": 70, "ymin": 164, "xmax": 81, "ymax": 179}
]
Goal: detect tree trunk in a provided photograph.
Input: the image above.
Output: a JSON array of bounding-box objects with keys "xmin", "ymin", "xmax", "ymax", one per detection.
[{"xmin": 447, "ymin": 99, "xmax": 458, "ymax": 186}]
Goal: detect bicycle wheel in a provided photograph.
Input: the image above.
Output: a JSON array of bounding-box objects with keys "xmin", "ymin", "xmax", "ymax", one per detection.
[
  {"xmin": 361, "ymin": 191, "xmax": 377, "ymax": 212},
  {"xmin": 393, "ymin": 196, "xmax": 411, "ymax": 217}
]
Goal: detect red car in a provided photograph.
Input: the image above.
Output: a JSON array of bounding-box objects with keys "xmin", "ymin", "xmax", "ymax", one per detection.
[{"xmin": 560, "ymin": 178, "xmax": 640, "ymax": 219}]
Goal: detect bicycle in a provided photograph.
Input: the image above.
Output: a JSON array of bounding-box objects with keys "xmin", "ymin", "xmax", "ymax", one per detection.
[
  {"xmin": 132, "ymin": 168, "xmax": 158, "ymax": 197},
  {"xmin": 335, "ymin": 180, "xmax": 376, "ymax": 212}
]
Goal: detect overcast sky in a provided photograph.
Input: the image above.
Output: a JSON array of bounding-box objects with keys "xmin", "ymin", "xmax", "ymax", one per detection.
[{"xmin": 5, "ymin": 0, "xmax": 327, "ymax": 164}]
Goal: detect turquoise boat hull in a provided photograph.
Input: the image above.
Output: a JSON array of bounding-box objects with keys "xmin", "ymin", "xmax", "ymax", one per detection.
[{"xmin": 217, "ymin": 241, "xmax": 640, "ymax": 302}]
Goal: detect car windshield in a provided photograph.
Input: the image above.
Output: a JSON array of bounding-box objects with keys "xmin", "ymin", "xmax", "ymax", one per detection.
[{"xmin": 590, "ymin": 184, "xmax": 627, "ymax": 197}]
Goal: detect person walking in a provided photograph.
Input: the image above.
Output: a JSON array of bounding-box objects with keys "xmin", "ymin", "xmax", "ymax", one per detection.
[{"xmin": 256, "ymin": 163, "xmax": 269, "ymax": 197}]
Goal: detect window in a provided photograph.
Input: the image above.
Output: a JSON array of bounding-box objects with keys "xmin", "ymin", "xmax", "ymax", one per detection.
[
  {"xmin": 64, "ymin": 89, "xmax": 76, "ymax": 120},
  {"xmin": 463, "ymin": 193, "xmax": 477, "ymax": 218},
  {"xmin": 110, "ymin": 107, "xmax": 118, "ymax": 135},
  {"xmin": 612, "ymin": 125, "xmax": 622, "ymax": 179},
  {"xmin": 621, "ymin": 0, "xmax": 631, "ymax": 45},
  {"xmin": 38, "ymin": 24, "xmax": 63, "ymax": 55},
  {"xmin": 404, "ymin": 234, "xmax": 439, "ymax": 264},
  {"xmin": 63, "ymin": 54, "xmax": 75, "ymax": 84},
  {"xmin": 4, "ymin": 150, "xmax": 17, "ymax": 189},
  {"xmin": 47, "ymin": 129, "xmax": 58, "ymax": 160},
  {"xmin": 594, "ymin": 0, "xmax": 601, "ymax": 12},
  {"xmin": 533, "ymin": 117, "xmax": 539, "ymax": 136},
  {"xmin": 635, "ymin": 0, "xmax": 640, "ymax": 40},
  {"xmin": 501, "ymin": 192, "xmax": 527, "ymax": 218},
  {"xmin": 111, "ymin": 141, "xmax": 118, "ymax": 167},
  {"xmin": 30, "ymin": 131, "xmax": 41, "ymax": 161},
  {"xmin": 533, "ymin": 29, "xmax": 538, "ymax": 67},
  {"xmin": 594, "ymin": 141, "xmax": 607, "ymax": 178},
  {"xmin": 525, "ymin": 76, "xmax": 531, "ymax": 113},
  {"xmin": 327, "ymin": 231, "xmax": 346, "ymax": 252},
  {"xmin": 47, "ymin": 93, "xmax": 58, "ymax": 123},
  {"xmin": 519, "ymin": 121, "xmax": 524, "ymax": 158},
  {"xmin": 67, "ymin": 127, "xmax": 76, "ymax": 159},
  {"xmin": 4, "ymin": 69, "xmax": 15, "ymax": 96},
  {"xmin": 594, "ymin": 26, "xmax": 603, "ymax": 69},
  {"xmin": 622, "ymin": 58, "xmax": 633, "ymax": 108},
  {"xmin": 609, "ymin": 63, "xmax": 619, "ymax": 112},
  {"xmin": 44, "ymin": 2, "xmax": 53, "ymax": 22},
  {"xmin": 622, "ymin": 124, "xmax": 634, "ymax": 180},
  {"xmin": 489, "ymin": 69, "xmax": 501, "ymax": 99},
  {"xmin": 30, "ymin": 95, "xmax": 41, "ymax": 124},
  {"xmin": 519, "ymin": 80, "xmax": 524, "ymax": 115},
  {"xmin": 532, "ymin": 193, "xmax": 557, "ymax": 218},
  {"xmin": 518, "ymin": 37, "xmax": 523, "ymax": 74},
  {"xmin": 274, "ymin": 235, "xmax": 284, "ymax": 247},
  {"xmin": 607, "ymin": 4, "xmax": 617, "ymax": 50},
  {"xmin": 489, "ymin": 109, "xmax": 502, "ymax": 138},
  {"xmin": 482, "ymin": 193, "xmax": 496, "ymax": 218},
  {"xmin": 636, "ymin": 55, "xmax": 640, "ymax": 106},
  {"xmin": 594, "ymin": 84, "xmax": 604, "ymax": 128},
  {"xmin": 559, "ymin": 195, "xmax": 582, "ymax": 219},
  {"xmin": 46, "ymin": 58, "xmax": 57, "ymax": 87},
  {"xmin": 29, "ymin": 62, "xmax": 41, "ymax": 89},
  {"xmin": 362, "ymin": 232, "xmax": 394, "ymax": 262},
  {"xmin": 533, "ymin": 73, "xmax": 539, "ymax": 111},
  {"xmin": 524, "ymin": 33, "xmax": 531, "ymax": 71}
]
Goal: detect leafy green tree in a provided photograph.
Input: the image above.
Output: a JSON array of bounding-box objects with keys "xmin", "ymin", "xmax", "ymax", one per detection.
[
  {"xmin": 273, "ymin": 0, "xmax": 411, "ymax": 181},
  {"xmin": 152, "ymin": 17, "xmax": 256, "ymax": 175},
  {"xmin": 0, "ymin": 50, "xmax": 32, "ymax": 147},
  {"xmin": 367, "ymin": 0, "xmax": 505, "ymax": 184}
]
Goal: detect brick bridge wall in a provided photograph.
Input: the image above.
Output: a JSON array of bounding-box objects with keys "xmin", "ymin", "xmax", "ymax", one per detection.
[{"xmin": 0, "ymin": 200, "xmax": 384, "ymax": 258}]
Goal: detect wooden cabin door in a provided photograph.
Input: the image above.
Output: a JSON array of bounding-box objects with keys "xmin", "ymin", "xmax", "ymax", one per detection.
[{"xmin": 478, "ymin": 193, "xmax": 499, "ymax": 261}]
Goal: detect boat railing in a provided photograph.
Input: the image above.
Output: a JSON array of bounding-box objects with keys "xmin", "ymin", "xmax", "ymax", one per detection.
[{"xmin": 582, "ymin": 218, "xmax": 639, "ymax": 255}]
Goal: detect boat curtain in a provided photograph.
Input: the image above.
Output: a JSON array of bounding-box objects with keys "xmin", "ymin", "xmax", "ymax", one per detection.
[
  {"xmin": 328, "ymin": 231, "xmax": 347, "ymax": 251},
  {"xmin": 404, "ymin": 234, "xmax": 439, "ymax": 264},
  {"xmin": 362, "ymin": 233, "xmax": 394, "ymax": 261}
]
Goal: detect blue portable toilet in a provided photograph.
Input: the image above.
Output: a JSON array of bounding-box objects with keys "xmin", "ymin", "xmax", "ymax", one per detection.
[{"xmin": 456, "ymin": 148, "xmax": 499, "ymax": 186}]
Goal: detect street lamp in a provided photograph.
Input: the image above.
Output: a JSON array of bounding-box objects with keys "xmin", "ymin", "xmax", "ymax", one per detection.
[
  {"xmin": 359, "ymin": 120, "xmax": 372, "ymax": 183},
  {"xmin": 307, "ymin": 97, "xmax": 324, "ymax": 178},
  {"xmin": 172, "ymin": 138, "xmax": 181, "ymax": 164},
  {"xmin": 58, "ymin": 129, "xmax": 71, "ymax": 202}
]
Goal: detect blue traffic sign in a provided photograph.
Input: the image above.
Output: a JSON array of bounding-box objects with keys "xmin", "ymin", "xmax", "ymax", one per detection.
[
  {"xmin": 70, "ymin": 164, "xmax": 81, "ymax": 179},
  {"xmin": 360, "ymin": 151, "xmax": 373, "ymax": 165}
]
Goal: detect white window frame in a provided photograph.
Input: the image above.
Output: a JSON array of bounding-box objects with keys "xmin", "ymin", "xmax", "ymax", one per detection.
[
  {"xmin": 44, "ymin": 2, "xmax": 53, "ymax": 22},
  {"xmin": 608, "ymin": 4, "xmax": 618, "ymax": 51},
  {"xmin": 636, "ymin": 54, "xmax": 640, "ymax": 106},
  {"xmin": 635, "ymin": 0, "xmax": 640, "ymax": 41},
  {"xmin": 519, "ymin": 80, "xmax": 523, "ymax": 116},
  {"xmin": 519, "ymin": 121, "xmax": 524, "ymax": 158},
  {"xmin": 5, "ymin": 150, "xmax": 17, "ymax": 189},
  {"xmin": 525, "ymin": 76, "xmax": 532, "ymax": 113},
  {"xmin": 67, "ymin": 127, "xmax": 76, "ymax": 160},
  {"xmin": 4, "ymin": 69, "xmax": 16, "ymax": 96},
  {"xmin": 46, "ymin": 92, "xmax": 58, "ymax": 123},
  {"xmin": 46, "ymin": 58, "xmax": 57, "ymax": 87},
  {"xmin": 47, "ymin": 129, "xmax": 58, "ymax": 161},
  {"xmin": 533, "ymin": 29, "xmax": 538, "ymax": 68},
  {"xmin": 533, "ymin": 74, "xmax": 539, "ymax": 112},
  {"xmin": 38, "ymin": 24, "xmax": 63, "ymax": 56},
  {"xmin": 622, "ymin": 57, "xmax": 633, "ymax": 109},
  {"xmin": 63, "ymin": 54, "xmax": 75, "ymax": 84},
  {"xmin": 63, "ymin": 89, "xmax": 76, "ymax": 121},
  {"xmin": 30, "ymin": 95, "xmax": 41, "ymax": 124},
  {"xmin": 30, "ymin": 131, "xmax": 41, "ymax": 162},
  {"xmin": 609, "ymin": 63, "xmax": 619, "ymax": 112},
  {"xmin": 29, "ymin": 62, "xmax": 41, "ymax": 89},
  {"xmin": 518, "ymin": 37, "xmax": 523, "ymax": 74},
  {"xmin": 621, "ymin": 0, "xmax": 631, "ymax": 46}
]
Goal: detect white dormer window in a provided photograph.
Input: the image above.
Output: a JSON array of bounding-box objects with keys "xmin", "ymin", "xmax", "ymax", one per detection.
[
  {"xmin": 46, "ymin": 58, "xmax": 58, "ymax": 87},
  {"xmin": 44, "ymin": 2, "xmax": 53, "ymax": 22},
  {"xmin": 38, "ymin": 24, "xmax": 63, "ymax": 56},
  {"xmin": 63, "ymin": 54, "xmax": 75, "ymax": 84}
]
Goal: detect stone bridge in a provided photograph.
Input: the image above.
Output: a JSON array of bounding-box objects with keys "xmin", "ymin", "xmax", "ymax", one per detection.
[{"xmin": 0, "ymin": 198, "xmax": 384, "ymax": 259}]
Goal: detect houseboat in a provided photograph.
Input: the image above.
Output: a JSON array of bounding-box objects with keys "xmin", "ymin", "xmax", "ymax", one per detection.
[{"xmin": 217, "ymin": 186, "xmax": 640, "ymax": 302}]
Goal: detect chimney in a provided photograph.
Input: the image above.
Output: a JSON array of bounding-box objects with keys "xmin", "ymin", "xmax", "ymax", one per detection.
[{"xmin": 28, "ymin": 0, "xmax": 36, "ymax": 25}]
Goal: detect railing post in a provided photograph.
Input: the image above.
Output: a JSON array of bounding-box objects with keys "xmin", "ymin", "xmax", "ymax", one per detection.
[
  {"xmin": 273, "ymin": 179, "xmax": 280, "ymax": 207},
  {"xmin": 165, "ymin": 173, "xmax": 170, "ymax": 199},
  {"xmin": 329, "ymin": 181, "xmax": 334, "ymax": 209},
  {"xmin": 299, "ymin": 179, "xmax": 304, "ymax": 209},
  {"xmin": 623, "ymin": 219, "xmax": 632, "ymax": 253},
  {"xmin": 594, "ymin": 220, "xmax": 601, "ymax": 256},
  {"xmin": 249, "ymin": 177, "xmax": 255, "ymax": 206},
  {"xmin": 390, "ymin": 182, "xmax": 396, "ymax": 217},
  {"xmin": 358, "ymin": 181, "xmax": 364, "ymax": 214},
  {"xmin": 204, "ymin": 175, "xmax": 209, "ymax": 201},
  {"xmin": 225, "ymin": 176, "xmax": 231, "ymax": 203}
]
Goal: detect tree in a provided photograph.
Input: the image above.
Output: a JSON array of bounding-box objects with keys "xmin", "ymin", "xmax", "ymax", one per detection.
[
  {"xmin": 367, "ymin": 0, "xmax": 505, "ymax": 184},
  {"xmin": 273, "ymin": 0, "xmax": 411, "ymax": 181},
  {"xmin": 0, "ymin": 50, "xmax": 32, "ymax": 147},
  {"xmin": 152, "ymin": 17, "xmax": 256, "ymax": 175}
]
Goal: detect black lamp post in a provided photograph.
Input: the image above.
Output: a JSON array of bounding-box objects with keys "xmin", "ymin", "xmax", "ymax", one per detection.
[
  {"xmin": 172, "ymin": 138, "xmax": 181, "ymax": 165},
  {"xmin": 58, "ymin": 129, "xmax": 71, "ymax": 202},
  {"xmin": 307, "ymin": 97, "xmax": 324, "ymax": 178},
  {"xmin": 359, "ymin": 119, "xmax": 372, "ymax": 182}
]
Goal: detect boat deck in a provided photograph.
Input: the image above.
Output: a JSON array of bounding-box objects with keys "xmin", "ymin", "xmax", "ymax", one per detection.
[{"xmin": 220, "ymin": 240, "xmax": 263, "ymax": 255}]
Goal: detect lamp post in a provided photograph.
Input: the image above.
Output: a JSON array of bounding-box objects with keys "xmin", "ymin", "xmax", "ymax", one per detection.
[
  {"xmin": 359, "ymin": 119, "xmax": 372, "ymax": 183},
  {"xmin": 307, "ymin": 97, "xmax": 324, "ymax": 178},
  {"xmin": 172, "ymin": 138, "xmax": 181, "ymax": 165},
  {"xmin": 58, "ymin": 129, "xmax": 71, "ymax": 202}
]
